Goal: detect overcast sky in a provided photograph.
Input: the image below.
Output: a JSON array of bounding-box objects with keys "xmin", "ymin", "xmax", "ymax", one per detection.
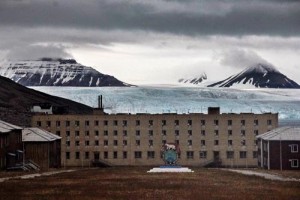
[{"xmin": 0, "ymin": 0, "xmax": 300, "ymax": 84}]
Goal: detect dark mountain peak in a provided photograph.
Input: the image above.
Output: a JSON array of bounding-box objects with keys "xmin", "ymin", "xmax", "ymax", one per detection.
[
  {"xmin": 39, "ymin": 57, "xmax": 78, "ymax": 64},
  {"xmin": 208, "ymin": 63, "xmax": 300, "ymax": 89}
]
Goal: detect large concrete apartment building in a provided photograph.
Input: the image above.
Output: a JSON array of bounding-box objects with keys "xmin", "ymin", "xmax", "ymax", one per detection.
[{"xmin": 31, "ymin": 100, "xmax": 278, "ymax": 167}]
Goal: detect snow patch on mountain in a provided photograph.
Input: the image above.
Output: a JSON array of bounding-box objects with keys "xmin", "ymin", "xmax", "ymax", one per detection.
[{"xmin": 178, "ymin": 72, "xmax": 208, "ymax": 85}]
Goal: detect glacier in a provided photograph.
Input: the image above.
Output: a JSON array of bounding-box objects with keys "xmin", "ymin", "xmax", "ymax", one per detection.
[{"xmin": 29, "ymin": 86, "xmax": 300, "ymax": 124}]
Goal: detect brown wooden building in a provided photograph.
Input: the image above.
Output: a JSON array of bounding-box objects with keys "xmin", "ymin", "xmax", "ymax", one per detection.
[
  {"xmin": 0, "ymin": 120, "xmax": 23, "ymax": 170},
  {"xmin": 22, "ymin": 128, "xmax": 61, "ymax": 170},
  {"xmin": 257, "ymin": 127, "xmax": 300, "ymax": 170}
]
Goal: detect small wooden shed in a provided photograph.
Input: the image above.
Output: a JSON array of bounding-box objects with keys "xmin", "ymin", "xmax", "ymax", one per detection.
[{"xmin": 22, "ymin": 128, "xmax": 61, "ymax": 170}]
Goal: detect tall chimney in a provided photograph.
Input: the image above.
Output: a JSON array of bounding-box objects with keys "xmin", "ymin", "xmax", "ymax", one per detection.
[{"xmin": 98, "ymin": 95, "xmax": 103, "ymax": 109}]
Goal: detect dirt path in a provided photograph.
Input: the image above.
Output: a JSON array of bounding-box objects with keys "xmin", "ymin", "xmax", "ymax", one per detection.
[{"xmin": 224, "ymin": 169, "xmax": 300, "ymax": 182}]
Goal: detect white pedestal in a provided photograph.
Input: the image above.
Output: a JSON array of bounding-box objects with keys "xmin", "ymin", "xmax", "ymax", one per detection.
[{"xmin": 147, "ymin": 167, "xmax": 194, "ymax": 173}]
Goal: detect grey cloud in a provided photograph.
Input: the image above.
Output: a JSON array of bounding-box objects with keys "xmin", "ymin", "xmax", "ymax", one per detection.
[
  {"xmin": 0, "ymin": 0, "xmax": 299, "ymax": 36},
  {"xmin": 217, "ymin": 48, "xmax": 270, "ymax": 68}
]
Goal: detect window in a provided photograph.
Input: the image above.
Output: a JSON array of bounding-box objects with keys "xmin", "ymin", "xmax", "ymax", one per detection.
[
  {"xmin": 95, "ymin": 140, "xmax": 99, "ymax": 146},
  {"xmin": 228, "ymin": 130, "xmax": 232, "ymax": 136},
  {"xmin": 136, "ymin": 130, "xmax": 141, "ymax": 136},
  {"xmin": 186, "ymin": 151, "xmax": 194, "ymax": 159},
  {"xmin": 46, "ymin": 121, "xmax": 51, "ymax": 127},
  {"xmin": 134, "ymin": 151, "xmax": 142, "ymax": 159},
  {"xmin": 149, "ymin": 120, "xmax": 153, "ymax": 126},
  {"xmin": 253, "ymin": 151, "xmax": 258, "ymax": 158},
  {"xmin": 175, "ymin": 120, "xmax": 179, "ymax": 126},
  {"xmin": 148, "ymin": 130, "xmax": 153, "ymax": 136},
  {"xmin": 95, "ymin": 130, "xmax": 99, "ymax": 136},
  {"xmin": 75, "ymin": 141, "xmax": 80, "ymax": 146},
  {"xmin": 94, "ymin": 120, "xmax": 99, "ymax": 126},
  {"xmin": 66, "ymin": 152, "xmax": 70, "ymax": 159},
  {"xmin": 104, "ymin": 140, "xmax": 108, "ymax": 146},
  {"xmin": 188, "ymin": 130, "xmax": 192, "ymax": 136},
  {"xmin": 113, "ymin": 151, "xmax": 118, "ymax": 159},
  {"xmin": 228, "ymin": 140, "xmax": 233, "ymax": 146},
  {"xmin": 254, "ymin": 130, "xmax": 259, "ymax": 136},
  {"xmin": 290, "ymin": 144, "xmax": 299, "ymax": 153},
  {"xmin": 85, "ymin": 131, "xmax": 90, "ymax": 136},
  {"xmin": 201, "ymin": 120, "xmax": 206, "ymax": 126},
  {"xmin": 75, "ymin": 121, "xmax": 79, "ymax": 126},
  {"xmin": 240, "ymin": 151, "xmax": 247, "ymax": 159},
  {"xmin": 113, "ymin": 120, "xmax": 118, "ymax": 126},
  {"xmin": 123, "ymin": 130, "xmax": 128, "ymax": 136},
  {"xmin": 175, "ymin": 130, "xmax": 179, "ymax": 136},
  {"xmin": 241, "ymin": 130, "xmax": 246, "ymax": 136},
  {"xmin": 188, "ymin": 140, "xmax": 192, "ymax": 146},
  {"xmin": 66, "ymin": 121, "xmax": 70, "ymax": 127},
  {"xmin": 241, "ymin": 140, "xmax": 246, "ymax": 146},
  {"xmin": 104, "ymin": 120, "xmax": 108, "ymax": 126},
  {"xmin": 214, "ymin": 140, "xmax": 219, "ymax": 145},
  {"xmin": 85, "ymin": 141, "xmax": 89, "ymax": 146},
  {"xmin": 200, "ymin": 151, "xmax": 207, "ymax": 159},
  {"xmin": 149, "ymin": 140, "xmax": 153, "ymax": 146},
  {"xmin": 114, "ymin": 130, "xmax": 118, "ymax": 136},
  {"xmin": 188, "ymin": 120, "xmax": 192, "ymax": 126},
  {"xmin": 123, "ymin": 120, "xmax": 127, "ymax": 126},
  {"xmin": 136, "ymin": 120, "xmax": 140, "ymax": 126},
  {"xmin": 75, "ymin": 131, "xmax": 80, "ymax": 136},
  {"xmin": 228, "ymin": 120, "xmax": 232, "ymax": 126},
  {"xmin": 123, "ymin": 151, "xmax": 127, "ymax": 159},
  {"xmin": 85, "ymin": 120, "xmax": 89, "ymax": 126},
  {"xmin": 162, "ymin": 140, "xmax": 166, "ymax": 144},
  {"xmin": 136, "ymin": 140, "xmax": 140, "ymax": 146},
  {"xmin": 254, "ymin": 140, "xmax": 258, "ymax": 146},
  {"xmin": 123, "ymin": 140, "xmax": 127, "ymax": 146},
  {"xmin": 66, "ymin": 131, "xmax": 70, "ymax": 137},
  {"xmin": 66, "ymin": 141, "xmax": 70, "ymax": 147},
  {"xmin": 113, "ymin": 140, "xmax": 118, "ymax": 146},
  {"xmin": 85, "ymin": 152, "xmax": 89, "ymax": 159},
  {"xmin": 104, "ymin": 130, "xmax": 108, "ymax": 136},
  {"xmin": 214, "ymin": 120, "xmax": 219, "ymax": 126},
  {"xmin": 201, "ymin": 130, "xmax": 206, "ymax": 136},
  {"xmin": 241, "ymin": 120, "xmax": 245, "ymax": 126},
  {"xmin": 104, "ymin": 151, "xmax": 108, "ymax": 159},
  {"xmin": 175, "ymin": 140, "xmax": 179, "ymax": 145},
  {"xmin": 56, "ymin": 121, "xmax": 61, "ymax": 127},
  {"xmin": 162, "ymin": 130, "xmax": 167, "ymax": 136},
  {"xmin": 254, "ymin": 119, "xmax": 258, "ymax": 126},
  {"xmin": 290, "ymin": 159, "xmax": 299, "ymax": 168},
  {"xmin": 147, "ymin": 151, "xmax": 155, "ymax": 159},
  {"xmin": 267, "ymin": 120, "xmax": 272, "ymax": 125},
  {"xmin": 162, "ymin": 120, "xmax": 166, "ymax": 126},
  {"xmin": 56, "ymin": 131, "xmax": 61, "ymax": 136},
  {"xmin": 201, "ymin": 140, "xmax": 206, "ymax": 146},
  {"xmin": 214, "ymin": 130, "xmax": 219, "ymax": 136},
  {"xmin": 227, "ymin": 151, "xmax": 234, "ymax": 159},
  {"xmin": 75, "ymin": 152, "xmax": 80, "ymax": 159}
]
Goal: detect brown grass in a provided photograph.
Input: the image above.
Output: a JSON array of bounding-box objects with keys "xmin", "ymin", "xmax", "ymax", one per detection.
[{"xmin": 0, "ymin": 167, "xmax": 299, "ymax": 200}]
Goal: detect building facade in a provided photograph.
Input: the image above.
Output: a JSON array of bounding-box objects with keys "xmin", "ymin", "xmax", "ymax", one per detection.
[
  {"xmin": 32, "ymin": 107, "xmax": 278, "ymax": 167},
  {"xmin": 257, "ymin": 127, "xmax": 300, "ymax": 170}
]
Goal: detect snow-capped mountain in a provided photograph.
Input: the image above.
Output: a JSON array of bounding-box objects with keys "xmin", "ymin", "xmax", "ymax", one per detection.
[
  {"xmin": 0, "ymin": 58, "xmax": 130, "ymax": 87},
  {"xmin": 178, "ymin": 72, "xmax": 207, "ymax": 85},
  {"xmin": 208, "ymin": 63, "xmax": 300, "ymax": 89}
]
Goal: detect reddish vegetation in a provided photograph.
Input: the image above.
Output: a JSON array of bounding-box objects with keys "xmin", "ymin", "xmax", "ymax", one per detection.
[{"xmin": 0, "ymin": 167, "xmax": 299, "ymax": 200}]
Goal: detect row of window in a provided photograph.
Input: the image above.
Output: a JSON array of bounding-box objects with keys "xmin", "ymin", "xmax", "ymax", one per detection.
[
  {"xmin": 67, "ymin": 139, "xmax": 258, "ymax": 147},
  {"xmin": 38, "ymin": 119, "xmax": 273, "ymax": 127},
  {"xmin": 66, "ymin": 150, "xmax": 257, "ymax": 160},
  {"xmin": 58, "ymin": 129, "xmax": 260, "ymax": 137},
  {"xmin": 0, "ymin": 136, "xmax": 8, "ymax": 149}
]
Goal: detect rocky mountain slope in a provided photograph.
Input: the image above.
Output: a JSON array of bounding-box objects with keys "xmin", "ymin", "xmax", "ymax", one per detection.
[
  {"xmin": 0, "ymin": 58, "xmax": 130, "ymax": 87},
  {"xmin": 178, "ymin": 72, "xmax": 207, "ymax": 85},
  {"xmin": 208, "ymin": 63, "xmax": 300, "ymax": 88},
  {"xmin": 0, "ymin": 75, "xmax": 93, "ymax": 126}
]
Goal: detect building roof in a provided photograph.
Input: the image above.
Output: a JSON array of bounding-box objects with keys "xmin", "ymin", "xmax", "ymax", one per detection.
[
  {"xmin": 0, "ymin": 120, "xmax": 23, "ymax": 133},
  {"xmin": 22, "ymin": 128, "xmax": 61, "ymax": 142},
  {"xmin": 256, "ymin": 126, "xmax": 300, "ymax": 141}
]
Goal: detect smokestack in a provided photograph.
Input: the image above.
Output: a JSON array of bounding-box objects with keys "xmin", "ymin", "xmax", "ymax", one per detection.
[{"xmin": 98, "ymin": 95, "xmax": 103, "ymax": 109}]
